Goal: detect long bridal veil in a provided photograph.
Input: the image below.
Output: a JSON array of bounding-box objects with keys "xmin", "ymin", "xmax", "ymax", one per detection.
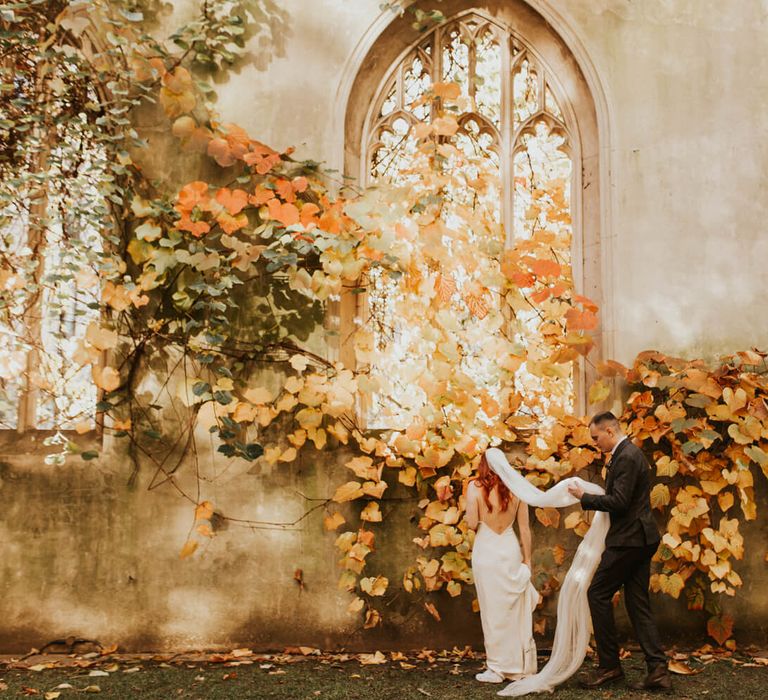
[{"xmin": 484, "ymin": 447, "xmax": 609, "ymax": 696}]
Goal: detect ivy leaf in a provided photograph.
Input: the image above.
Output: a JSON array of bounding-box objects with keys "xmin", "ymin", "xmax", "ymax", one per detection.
[{"xmin": 707, "ymin": 613, "xmax": 734, "ymax": 646}]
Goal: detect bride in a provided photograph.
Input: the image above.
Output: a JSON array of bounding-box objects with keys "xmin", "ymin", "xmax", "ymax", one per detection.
[
  {"xmin": 465, "ymin": 452, "xmax": 539, "ymax": 683},
  {"xmin": 479, "ymin": 448, "xmax": 610, "ymax": 697}
]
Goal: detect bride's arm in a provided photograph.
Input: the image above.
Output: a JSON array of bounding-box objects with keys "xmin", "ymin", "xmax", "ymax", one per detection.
[
  {"xmin": 517, "ymin": 501, "xmax": 532, "ymax": 567},
  {"xmin": 465, "ymin": 481, "xmax": 480, "ymax": 531}
]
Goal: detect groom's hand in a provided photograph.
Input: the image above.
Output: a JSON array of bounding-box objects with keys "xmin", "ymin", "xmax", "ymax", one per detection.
[{"xmin": 567, "ymin": 482, "xmax": 585, "ymax": 499}]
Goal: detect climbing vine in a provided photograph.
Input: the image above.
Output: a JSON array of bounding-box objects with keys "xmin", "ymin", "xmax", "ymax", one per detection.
[{"xmin": 1, "ymin": 0, "xmax": 765, "ymax": 647}]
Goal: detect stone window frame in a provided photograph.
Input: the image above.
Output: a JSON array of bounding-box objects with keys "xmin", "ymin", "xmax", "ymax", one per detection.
[{"xmin": 333, "ymin": 0, "xmax": 612, "ymax": 421}]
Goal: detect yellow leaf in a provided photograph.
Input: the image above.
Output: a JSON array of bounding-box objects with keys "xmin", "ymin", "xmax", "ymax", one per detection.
[
  {"xmin": 232, "ymin": 402, "xmax": 257, "ymax": 423},
  {"xmin": 362, "ymin": 480, "xmax": 388, "ymax": 498},
  {"xmin": 179, "ymin": 540, "xmax": 198, "ymax": 559},
  {"xmin": 93, "ymin": 366, "xmax": 120, "ymax": 392},
  {"xmin": 86, "ymin": 322, "xmax": 118, "ymax": 351},
  {"xmin": 656, "ymin": 456, "xmax": 679, "ymax": 478},
  {"xmin": 360, "ymin": 501, "xmax": 383, "ymax": 522},
  {"xmin": 345, "ymin": 456, "xmax": 380, "ymax": 481},
  {"xmin": 398, "ymin": 466, "xmax": 417, "ymax": 487},
  {"xmin": 333, "ymin": 481, "xmax": 364, "ymax": 503},
  {"xmin": 278, "ymin": 447, "xmax": 297, "ymax": 462},
  {"xmin": 310, "ymin": 428, "xmax": 327, "ymax": 450},
  {"xmin": 658, "ymin": 572, "xmax": 685, "ymax": 598},
  {"xmin": 358, "ymin": 650, "xmax": 387, "ymax": 665},
  {"xmin": 446, "ymin": 580, "xmax": 461, "ymax": 597},
  {"xmin": 324, "ymin": 512, "xmax": 346, "ymax": 531},
  {"xmin": 718, "ymin": 491, "xmax": 734, "ymax": 512},
  {"xmin": 195, "ymin": 500, "xmax": 214, "ymax": 520},
  {"xmin": 563, "ymin": 511, "xmax": 583, "ymax": 529},
  {"xmin": 360, "ymin": 575, "xmax": 389, "ymax": 596},
  {"xmin": 650, "ymin": 483, "xmax": 670, "ymax": 510},
  {"xmin": 242, "ymin": 387, "xmax": 273, "ymax": 404},
  {"xmin": 348, "ymin": 596, "xmax": 365, "ymax": 613},
  {"xmin": 296, "ymin": 407, "xmax": 323, "ymax": 430},
  {"xmin": 588, "ymin": 379, "xmax": 611, "ymax": 405}
]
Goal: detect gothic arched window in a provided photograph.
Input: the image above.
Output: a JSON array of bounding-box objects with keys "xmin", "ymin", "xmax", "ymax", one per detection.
[{"xmin": 343, "ymin": 4, "xmax": 604, "ymax": 428}]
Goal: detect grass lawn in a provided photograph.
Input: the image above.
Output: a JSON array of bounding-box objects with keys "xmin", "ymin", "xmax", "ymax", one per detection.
[{"xmin": 1, "ymin": 651, "xmax": 766, "ymax": 700}]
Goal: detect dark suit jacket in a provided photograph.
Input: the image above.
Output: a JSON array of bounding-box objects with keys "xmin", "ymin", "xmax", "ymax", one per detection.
[{"xmin": 580, "ymin": 438, "xmax": 660, "ymax": 548}]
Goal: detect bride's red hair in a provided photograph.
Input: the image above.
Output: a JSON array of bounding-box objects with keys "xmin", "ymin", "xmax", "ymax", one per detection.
[{"xmin": 475, "ymin": 453, "xmax": 511, "ymax": 512}]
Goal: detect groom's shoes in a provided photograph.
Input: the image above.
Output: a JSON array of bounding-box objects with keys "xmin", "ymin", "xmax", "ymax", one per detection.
[
  {"xmin": 629, "ymin": 664, "xmax": 673, "ymax": 691},
  {"xmin": 579, "ymin": 665, "xmax": 624, "ymax": 688}
]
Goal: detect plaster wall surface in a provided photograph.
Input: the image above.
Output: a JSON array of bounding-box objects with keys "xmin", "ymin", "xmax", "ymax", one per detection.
[
  {"xmin": 171, "ymin": 0, "xmax": 768, "ymax": 362},
  {"xmin": 3, "ymin": 0, "xmax": 768, "ymax": 652}
]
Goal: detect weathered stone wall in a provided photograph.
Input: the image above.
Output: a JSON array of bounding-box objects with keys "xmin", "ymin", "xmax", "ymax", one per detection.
[
  {"xmin": 3, "ymin": 0, "xmax": 768, "ymax": 652},
  {"xmin": 3, "ymin": 428, "xmax": 767, "ymax": 651}
]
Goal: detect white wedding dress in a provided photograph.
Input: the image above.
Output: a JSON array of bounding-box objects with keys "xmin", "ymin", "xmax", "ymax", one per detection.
[
  {"xmin": 473, "ymin": 518, "xmax": 538, "ymax": 679},
  {"xmin": 484, "ymin": 448, "xmax": 609, "ymax": 697}
]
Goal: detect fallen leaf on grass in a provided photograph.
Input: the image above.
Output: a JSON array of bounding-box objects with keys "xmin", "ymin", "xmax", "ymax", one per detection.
[
  {"xmin": 123, "ymin": 667, "xmax": 142, "ymax": 674},
  {"xmin": 268, "ymin": 669, "xmax": 286, "ymax": 675},
  {"xmin": 231, "ymin": 648, "xmax": 253, "ymax": 657},
  {"xmin": 668, "ymin": 661, "xmax": 703, "ymax": 675},
  {"xmin": 83, "ymin": 687, "xmax": 101, "ymax": 693},
  {"xmin": 88, "ymin": 670, "xmax": 109, "ymax": 677},
  {"xmin": 28, "ymin": 664, "xmax": 51, "ymax": 672},
  {"xmin": 752, "ymin": 657, "xmax": 768, "ymax": 665},
  {"xmin": 44, "ymin": 692, "xmax": 61, "ymax": 700},
  {"xmin": 21, "ymin": 689, "xmax": 40, "ymax": 696},
  {"xmin": 358, "ymin": 651, "xmax": 387, "ymax": 665},
  {"xmin": 399, "ymin": 662, "xmax": 417, "ymax": 669}
]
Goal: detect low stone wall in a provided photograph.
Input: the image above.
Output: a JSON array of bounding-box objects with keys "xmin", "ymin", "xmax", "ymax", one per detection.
[{"xmin": 2, "ymin": 433, "xmax": 767, "ymax": 653}]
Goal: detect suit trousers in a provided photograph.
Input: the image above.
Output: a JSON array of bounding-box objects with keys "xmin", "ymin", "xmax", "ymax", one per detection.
[{"xmin": 587, "ymin": 543, "xmax": 667, "ymax": 670}]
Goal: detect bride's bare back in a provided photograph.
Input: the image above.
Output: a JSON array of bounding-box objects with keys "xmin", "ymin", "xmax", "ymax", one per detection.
[{"xmin": 467, "ymin": 481, "xmax": 519, "ymax": 534}]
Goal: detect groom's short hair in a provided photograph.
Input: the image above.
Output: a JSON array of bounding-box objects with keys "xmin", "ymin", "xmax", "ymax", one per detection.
[{"xmin": 589, "ymin": 411, "xmax": 619, "ymax": 429}]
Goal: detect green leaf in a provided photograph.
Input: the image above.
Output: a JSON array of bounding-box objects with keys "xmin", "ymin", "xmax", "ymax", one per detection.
[
  {"xmin": 193, "ymin": 381, "xmax": 211, "ymax": 396},
  {"xmin": 81, "ymin": 451, "xmax": 100, "ymax": 461},
  {"xmin": 244, "ymin": 443, "xmax": 264, "ymax": 460},
  {"xmin": 213, "ymin": 390, "xmax": 233, "ymax": 405}
]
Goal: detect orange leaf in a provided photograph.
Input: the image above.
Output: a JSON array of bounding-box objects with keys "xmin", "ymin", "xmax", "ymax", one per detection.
[
  {"xmin": 216, "ymin": 211, "xmax": 248, "ymax": 234},
  {"xmin": 177, "ymin": 215, "xmax": 210, "ymax": 238},
  {"xmin": 207, "ymin": 137, "xmax": 237, "ymax": 167},
  {"xmin": 195, "ymin": 500, "xmax": 214, "ymax": 521},
  {"xmin": 528, "ymin": 258, "xmax": 562, "ymax": 278},
  {"xmin": 565, "ymin": 307, "xmax": 598, "ymax": 331},
  {"xmin": 433, "ymin": 82, "xmax": 461, "ymax": 100},
  {"xmin": 300, "ymin": 202, "xmax": 320, "ymax": 227},
  {"xmin": 276, "ymin": 179, "xmax": 296, "ymax": 203},
  {"xmin": 707, "ymin": 614, "xmax": 734, "ymax": 646},
  {"xmin": 267, "ymin": 199, "xmax": 300, "ymax": 227},
  {"xmin": 177, "ymin": 181, "xmax": 210, "ymax": 213},
  {"xmin": 215, "ymin": 188, "xmax": 249, "ymax": 215},
  {"xmin": 424, "ymin": 601, "xmax": 441, "ymax": 622},
  {"xmin": 249, "ymin": 187, "xmax": 274, "ymax": 206},
  {"xmin": 179, "ymin": 540, "xmax": 198, "ymax": 559},
  {"xmin": 535, "ymin": 507, "xmax": 560, "ymax": 528}
]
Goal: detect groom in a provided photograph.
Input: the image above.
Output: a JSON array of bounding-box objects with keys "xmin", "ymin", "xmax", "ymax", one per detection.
[{"xmin": 567, "ymin": 412, "xmax": 671, "ymax": 691}]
